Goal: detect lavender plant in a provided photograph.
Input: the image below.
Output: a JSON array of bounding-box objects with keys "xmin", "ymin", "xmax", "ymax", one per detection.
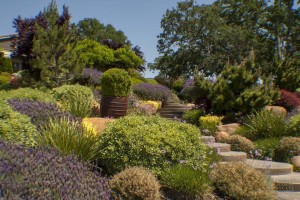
[
  {"xmin": 82, "ymin": 68, "xmax": 102, "ymax": 86},
  {"xmin": 0, "ymin": 141, "xmax": 111, "ymax": 199},
  {"xmin": 133, "ymin": 83, "xmax": 172, "ymax": 102},
  {"xmin": 8, "ymin": 99, "xmax": 79, "ymax": 129}
]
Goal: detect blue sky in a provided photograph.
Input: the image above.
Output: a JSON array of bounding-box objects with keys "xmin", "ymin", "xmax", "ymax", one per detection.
[{"xmin": 0, "ymin": 0, "xmax": 215, "ymax": 77}]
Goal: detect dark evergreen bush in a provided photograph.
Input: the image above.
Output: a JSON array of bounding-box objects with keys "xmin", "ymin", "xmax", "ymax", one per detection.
[
  {"xmin": 0, "ymin": 57, "xmax": 13, "ymax": 73},
  {"xmin": 0, "ymin": 141, "xmax": 111, "ymax": 199}
]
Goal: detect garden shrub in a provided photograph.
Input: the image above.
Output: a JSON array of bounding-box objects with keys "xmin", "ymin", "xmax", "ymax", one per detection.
[
  {"xmin": 239, "ymin": 110, "xmax": 287, "ymax": 141},
  {"xmin": 199, "ymin": 115, "xmax": 223, "ymax": 136},
  {"xmin": 172, "ymin": 78, "xmax": 184, "ymax": 93},
  {"xmin": 110, "ymin": 167, "xmax": 161, "ymax": 200},
  {"xmin": 97, "ymin": 115, "xmax": 209, "ymax": 175},
  {"xmin": 276, "ymin": 89, "xmax": 300, "ymax": 111},
  {"xmin": 0, "ymin": 88, "xmax": 55, "ymax": 146},
  {"xmin": 286, "ymin": 113, "xmax": 300, "ymax": 137},
  {"xmin": 274, "ymin": 137, "xmax": 300, "ymax": 163},
  {"xmin": 0, "ymin": 72, "xmax": 11, "ymax": 85},
  {"xmin": 38, "ymin": 118, "xmax": 101, "ymax": 162},
  {"xmin": 52, "ymin": 84, "xmax": 94, "ymax": 118},
  {"xmin": 160, "ymin": 165, "xmax": 213, "ymax": 200},
  {"xmin": 209, "ymin": 64, "xmax": 278, "ymax": 115},
  {"xmin": 133, "ymin": 83, "xmax": 172, "ymax": 102},
  {"xmin": 154, "ymin": 74, "xmax": 169, "ymax": 86},
  {"xmin": 146, "ymin": 78, "xmax": 158, "ymax": 85},
  {"xmin": 8, "ymin": 99, "xmax": 78, "ymax": 129},
  {"xmin": 0, "ymin": 57, "xmax": 13, "ymax": 73},
  {"xmin": 255, "ymin": 137, "xmax": 280, "ymax": 159},
  {"xmin": 0, "ymin": 141, "xmax": 110, "ymax": 199},
  {"xmin": 100, "ymin": 68, "xmax": 131, "ymax": 97},
  {"xmin": 182, "ymin": 109, "xmax": 205, "ymax": 126},
  {"xmin": 217, "ymin": 135, "xmax": 255, "ymax": 153},
  {"xmin": 131, "ymin": 77, "xmax": 144, "ymax": 86},
  {"xmin": 211, "ymin": 162, "xmax": 276, "ymax": 200}
]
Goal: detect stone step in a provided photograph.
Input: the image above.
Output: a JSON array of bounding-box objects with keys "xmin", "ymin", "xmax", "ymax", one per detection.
[
  {"xmin": 201, "ymin": 136, "xmax": 215, "ymax": 144},
  {"xmin": 159, "ymin": 110, "xmax": 186, "ymax": 114},
  {"xmin": 245, "ymin": 159, "xmax": 293, "ymax": 176},
  {"xmin": 159, "ymin": 113, "xmax": 183, "ymax": 119},
  {"xmin": 219, "ymin": 151, "xmax": 247, "ymax": 162},
  {"xmin": 271, "ymin": 173, "xmax": 300, "ymax": 191},
  {"xmin": 276, "ymin": 191, "xmax": 300, "ymax": 200},
  {"xmin": 207, "ymin": 143, "xmax": 231, "ymax": 152}
]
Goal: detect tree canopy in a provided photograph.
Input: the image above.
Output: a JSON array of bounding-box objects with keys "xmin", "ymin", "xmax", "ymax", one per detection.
[{"xmin": 152, "ymin": 0, "xmax": 299, "ymax": 81}]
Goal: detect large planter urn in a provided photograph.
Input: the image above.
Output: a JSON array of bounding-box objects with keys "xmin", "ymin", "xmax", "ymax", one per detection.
[
  {"xmin": 100, "ymin": 96, "xmax": 128, "ymax": 118},
  {"xmin": 291, "ymin": 156, "xmax": 300, "ymax": 167}
]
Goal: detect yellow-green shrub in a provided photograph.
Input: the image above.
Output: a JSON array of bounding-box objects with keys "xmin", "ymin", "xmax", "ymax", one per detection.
[
  {"xmin": 199, "ymin": 115, "xmax": 223, "ymax": 136},
  {"xmin": 110, "ymin": 167, "xmax": 161, "ymax": 200},
  {"xmin": 52, "ymin": 84, "xmax": 94, "ymax": 118},
  {"xmin": 274, "ymin": 137, "xmax": 300, "ymax": 163},
  {"xmin": 131, "ymin": 77, "xmax": 144, "ymax": 86},
  {"xmin": 211, "ymin": 162, "xmax": 276, "ymax": 200},
  {"xmin": 98, "ymin": 115, "xmax": 209, "ymax": 175}
]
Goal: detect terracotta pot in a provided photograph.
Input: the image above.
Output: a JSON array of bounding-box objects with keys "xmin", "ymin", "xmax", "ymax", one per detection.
[
  {"xmin": 291, "ymin": 156, "xmax": 300, "ymax": 167},
  {"xmin": 100, "ymin": 96, "xmax": 128, "ymax": 118}
]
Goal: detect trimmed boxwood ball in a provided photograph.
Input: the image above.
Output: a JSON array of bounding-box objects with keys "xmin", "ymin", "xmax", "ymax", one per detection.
[
  {"xmin": 97, "ymin": 115, "xmax": 209, "ymax": 175},
  {"xmin": 100, "ymin": 68, "xmax": 131, "ymax": 97}
]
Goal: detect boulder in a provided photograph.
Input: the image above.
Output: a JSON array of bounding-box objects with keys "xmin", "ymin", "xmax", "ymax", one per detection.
[
  {"xmin": 82, "ymin": 117, "xmax": 115, "ymax": 134},
  {"xmin": 218, "ymin": 123, "xmax": 240, "ymax": 135},
  {"xmin": 265, "ymin": 106, "xmax": 287, "ymax": 118}
]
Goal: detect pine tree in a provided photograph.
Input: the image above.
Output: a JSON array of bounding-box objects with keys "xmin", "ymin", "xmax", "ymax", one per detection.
[{"xmin": 31, "ymin": 0, "xmax": 80, "ymax": 87}]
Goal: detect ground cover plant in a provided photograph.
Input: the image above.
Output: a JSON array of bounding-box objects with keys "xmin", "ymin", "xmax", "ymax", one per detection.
[
  {"xmin": 182, "ymin": 109, "xmax": 205, "ymax": 126},
  {"xmin": 0, "ymin": 88, "xmax": 55, "ymax": 146},
  {"xmin": 8, "ymin": 99, "xmax": 78, "ymax": 129},
  {"xmin": 0, "ymin": 141, "xmax": 110, "ymax": 199},
  {"xmin": 97, "ymin": 115, "xmax": 210, "ymax": 175}
]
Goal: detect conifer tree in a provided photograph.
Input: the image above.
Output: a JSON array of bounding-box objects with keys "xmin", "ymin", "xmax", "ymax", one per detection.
[{"xmin": 31, "ymin": 0, "xmax": 80, "ymax": 87}]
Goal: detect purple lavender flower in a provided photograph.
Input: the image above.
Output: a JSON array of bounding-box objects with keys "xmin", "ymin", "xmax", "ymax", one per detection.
[
  {"xmin": 82, "ymin": 68, "xmax": 102, "ymax": 86},
  {"xmin": 133, "ymin": 83, "xmax": 172, "ymax": 102}
]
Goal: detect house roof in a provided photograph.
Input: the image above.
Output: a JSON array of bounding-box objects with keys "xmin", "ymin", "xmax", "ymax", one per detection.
[{"xmin": 0, "ymin": 34, "xmax": 16, "ymax": 52}]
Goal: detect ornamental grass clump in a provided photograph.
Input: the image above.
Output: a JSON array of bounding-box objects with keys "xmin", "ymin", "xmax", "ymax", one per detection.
[
  {"xmin": 160, "ymin": 165, "xmax": 213, "ymax": 200},
  {"xmin": 39, "ymin": 118, "xmax": 101, "ymax": 162},
  {"xmin": 133, "ymin": 83, "xmax": 172, "ymax": 102},
  {"xmin": 8, "ymin": 99, "xmax": 79, "ymax": 129},
  {"xmin": 97, "ymin": 115, "xmax": 209, "ymax": 175},
  {"xmin": 211, "ymin": 162, "xmax": 276, "ymax": 200},
  {"xmin": 110, "ymin": 167, "xmax": 161, "ymax": 200},
  {"xmin": 0, "ymin": 141, "xmax": 110, "ymax": 200},
  {"xmin": 52, "ymin": 84, "xmax": 94, "ymax": 118},
  {"xmin": 238, "ymin": 110, "xmax": 286, "ymax": 141}
]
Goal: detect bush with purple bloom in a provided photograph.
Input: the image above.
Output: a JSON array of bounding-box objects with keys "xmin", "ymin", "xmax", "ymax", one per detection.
[
  {"xmin": 133, "ymin": 83, "xmax": 172, "ymax": 102},
  {"xmin": 8, "ymin": 99, "xmax": 80, "ymax": 129},
  {"xmin": 82, "ymin": 68, "xmax": 102, "ymax": 86},
  {"xmin": 0, "ymin": 141, "xmax": 111, "ymax": 199}
]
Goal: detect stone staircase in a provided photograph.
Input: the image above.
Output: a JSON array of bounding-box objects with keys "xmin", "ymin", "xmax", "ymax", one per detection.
[
  {"xmin": 159, "ymin": 101, "xmax": 190, "ymax": 120},
  {"xmin": 201, "ymin": 135, "xmax": 300, "ymax": 200}
]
